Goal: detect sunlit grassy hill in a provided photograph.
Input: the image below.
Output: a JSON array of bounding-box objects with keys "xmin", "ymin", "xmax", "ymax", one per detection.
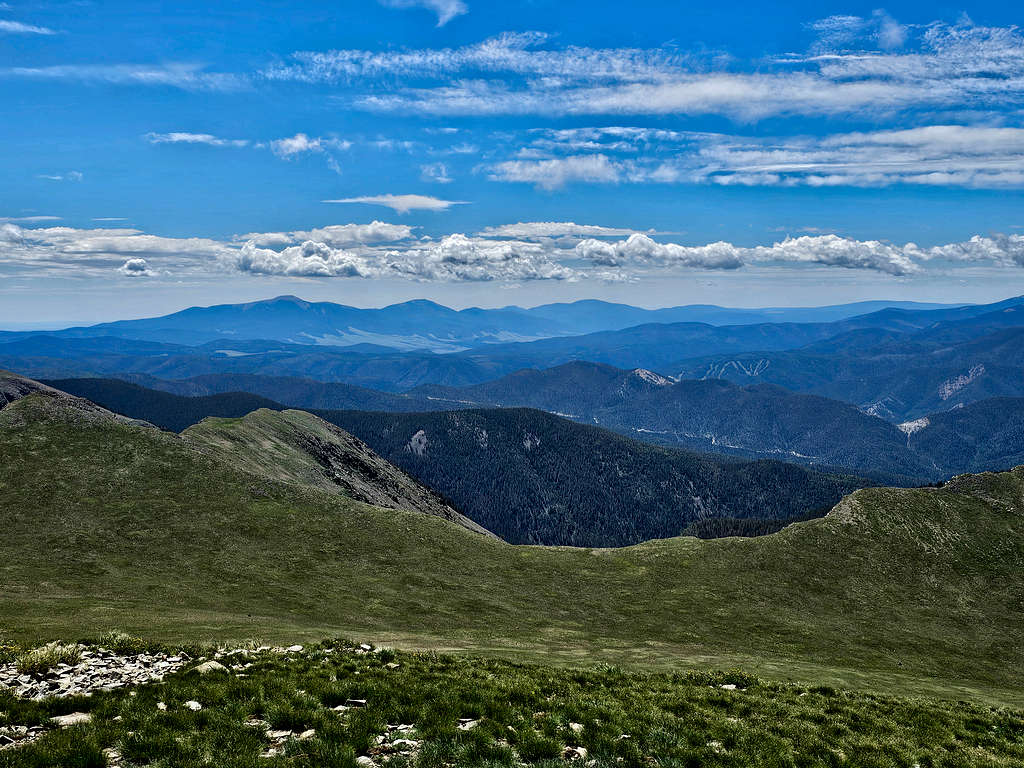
[{"xmin": 1, "ymin": 374, "xmax": 1023, "ymax": 706}]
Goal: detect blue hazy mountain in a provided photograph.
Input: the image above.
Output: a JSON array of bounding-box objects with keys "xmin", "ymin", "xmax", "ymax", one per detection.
[{"xmin": 0, "ymin": 295, "xmax": 962, "ymax": 351}]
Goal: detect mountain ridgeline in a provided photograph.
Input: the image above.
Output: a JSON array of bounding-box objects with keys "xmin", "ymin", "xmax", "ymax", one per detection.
[{"xmin": 41, "ymin": 374, "xmax": 867, "ymax": 547}]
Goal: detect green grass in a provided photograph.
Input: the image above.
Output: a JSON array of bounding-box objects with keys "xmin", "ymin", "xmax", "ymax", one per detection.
[
  {"xmin": 15, "ymin": 644, "xmax": 82, "ymax": 676},
  {"xmin": 3, "ymin": 642, "xmax": 1023, "ymax": 768},
  {"xmin": 1, "ymin": 393, "xmax": 1023, "ymax": 708}
]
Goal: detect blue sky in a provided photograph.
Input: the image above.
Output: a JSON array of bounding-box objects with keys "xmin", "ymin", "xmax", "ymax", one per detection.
[{"xmin": 2, "ymin": 0, "xmax": 1024, "ymax": 324}]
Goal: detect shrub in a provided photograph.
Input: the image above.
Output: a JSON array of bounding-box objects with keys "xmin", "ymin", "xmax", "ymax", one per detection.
[
  {"xmin": 0, "ymin": 638, "xmax": 18, "ymax": 665},
  {"xmin": 98, "ymin": 630, "xmax": 146, "ymax": 655},
  {"xmin": 16, "ymin": 643, "xmax": 82, "ymax": 676}
]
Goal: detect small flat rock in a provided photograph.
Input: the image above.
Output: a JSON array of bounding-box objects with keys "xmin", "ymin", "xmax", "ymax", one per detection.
[
  {"xmin": 563, "ymin": 746, "xmax": 588, "ymax": 761},
  {"xmin": 457, "ymin": 719, "xmax": 479, "ymax": 730},
  {"xmin": 569, "ymin": 722, "xmax": 584, "ymax": 734},
  {"xmin": 285, "ymin": 645, "xmax": 303, "ymax": 653},
  {"xmin": 184, "ymin": 700, "xmax": 202, "ymax": 711},
  {"xmin": 355, "ymin": 758, "xmax": 376, "ymax": 768},
  {"xmin": 195, "ymin": 660, "xmax": 228, "ymax": 674},
  {"xmin": 156, "ymin": 702, "xmax": 167, "ymax": 711},
  {"xmin": 267, "ymin": 730, "xmax": 293, "ymax": 740},
  {"xmin": 719, "ymin": 683, "xmax": 738, "ymax": 691},
  {"xmin": 299, "ymin": 729, "xmax": 316, "ymax": 740},
  {"xmin": 345, "ymin": 698, "xmax": 367, "ymax": 708},
  {"xmin": 51, "ymin": 712, "xmax": 91, "ymax": 728}
]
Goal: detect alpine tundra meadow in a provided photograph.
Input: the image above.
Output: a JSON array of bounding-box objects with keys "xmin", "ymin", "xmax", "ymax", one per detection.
[{"xmin": 2, "ymin": 1, "xmax": 1024, "ymax": 765}]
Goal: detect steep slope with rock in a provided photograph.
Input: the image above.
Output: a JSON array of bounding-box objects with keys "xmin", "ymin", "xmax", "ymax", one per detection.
[
  {"xmin": 184, "ymin": 408, "xmax": 492, "ymax": 537},
  {"xmin": 315, "ymin": 407, "xmax": 868, "ymax": 546}
]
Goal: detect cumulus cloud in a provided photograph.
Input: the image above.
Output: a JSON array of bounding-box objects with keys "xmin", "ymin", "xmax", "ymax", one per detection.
[
  {"xmin": 575, "ymin": 234, "xmax": 923, "ymax": 275},
  {"xmin": 377, "ymin": 0, "xmax": 467, "ymax": 27},
  {"xmin": 0, "ymin": 20, "xmax": 56, "ymax": 35},
  {"xmin": 8, "ymin": 223, "xmax": 1024, "ymax": 284},
  {"xmin": 233, "ymin": 233, "xmax": 576, "ymax": 281},
  {"xmin": 145, "ymin": 132, "xmax": 249, "ymax": 147},
  {"xmin": 575, "ymin": 234, "xmax": 744, "ymax": 271},
  {"xmin": 915, "ymin": 234, "xmax": 1024, "ymax": 267},
  {"xmin": 236, "ymin": 240, "xmax": 379, "ymax": 277},
  {"xmin": 478, "ymin": 222, "xmax": 642, "ymax": 239},
  {"xmin": 235, "ymin": 221, "xmax": 415, "ymax": 247},
  {"xmin": 1, "ymin": 223, "xmax": 24, "ymax": 243},
  {"xmin": 322, "ymin": 194, "xmax": 468, "ymax": 213},
  {"xmin": 117, "ymin": 257, "xmax": 156, "ymax": 276},
  {"xmin": 749, "ymin": 235, "xmax": 920, "ymax": 275}
]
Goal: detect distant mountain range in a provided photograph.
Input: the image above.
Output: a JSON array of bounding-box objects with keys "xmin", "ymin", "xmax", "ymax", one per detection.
[
  {"xmin": 410, "ymin": 361, "xmax": 1024, "ymax": 481},
  {"xmin": 673, "ymin": 302, "xmax": 1024, "ymax": 420},
  {"xmin": 6, "ymin": 296, "xmax": 1020, "ymax": 395},
  {"xmin": 0, "ymin": 295, "xmax": 960, "ymax": 351}
]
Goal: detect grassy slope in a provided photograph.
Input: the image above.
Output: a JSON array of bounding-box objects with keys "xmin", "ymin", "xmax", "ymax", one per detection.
[
  {"xmin": 181, "ymin": 409, "xmax": 492, "ymax": 537},
  {"xmin": 5, "ymin": 643, "xmax": 1023, "ymax": 768},
  {"xmin": 1, "ymin": 394, "xmax": 1023, "ymax": 706}
]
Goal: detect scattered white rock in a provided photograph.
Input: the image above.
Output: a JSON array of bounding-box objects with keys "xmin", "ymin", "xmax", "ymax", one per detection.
[
  {"xmin": 184, "ymin": 700, "xmax": 202, "ymax": 711},
  {"xmin": 0, "ymin": 646, "xmax": 190, "ymax": 700},
  {"xmin": 355, "ymin": 757, "xmax": 376, "ymax": 767},
  {"xmin": 156, "ymin": 702, "xmax": 167, "ymax": 711},
  {"xmin": 719, "ymin": 683, "xmax": 738, "ymax": 690},
  {"xmin": 195, "ymin": 660, "xmax": 228, "ymax": 674},
  {"xmin": 563, "ymin": 745, "xmax": 588, "ymax": 760},
  {"xmin": 286, "ymin": 645, "xmax": 304, "ymax": 653},
  {"xmin": 458, "ymin": 718, "xmax": 479, "ymax": 730},
  {"xmin": 51, "ymin": 712, "xmax": 91, "ymax": 728},
  {"xmin": 569, "ymin": 722, "xmax": 584, "ymax": 735}
]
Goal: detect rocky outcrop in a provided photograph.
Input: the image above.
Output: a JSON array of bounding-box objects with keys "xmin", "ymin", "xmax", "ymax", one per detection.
[{"xmin": 0, "ymin": 645, "xmax": 191, "ymax": 700}]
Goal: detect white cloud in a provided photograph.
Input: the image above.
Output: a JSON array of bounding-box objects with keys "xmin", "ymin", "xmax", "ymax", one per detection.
[
  {"xmin": 0, "ymin": 215, "xmax": 61, "ymax": 223},
  {"xmin": 575, "ymin": 234, "xmax": 744, "ymax": 271},
  {"xmin": 266, "ymin": 20, "xmax": 1024, "ymax": 120},
  {"xmin": 117, "ymin": 258, "xmax": 156, "ymax": 276},
  {"xmin": 486, "ymin": 124, "xmax": 1024, "ymax": 190},
  {"xmin": 235, "ymin": 221, "xmax": 415, "ymax": 247},
  {"xmin": 377, "ymin": 0, "xmax": 467, "ymax": 27},
  {"xmin": 749, "ymin": 235, "xmax": 920, "ymax": 275},
  {"xmin": 262, "ymin": 32, "xmax": 683, "ymax": 83},
  {"xmin": 0, "ymin": 19, "xmax": 56, "ymax": 35},
  {"xmin": 420, "ymin": 162, "xmax": 453, "ymax": 184},
  {"xmin": 0, "ymin": 62, "xmax": 245, "ymax": 91},
  {"xmin": 233, "ymin": 233, "xmax": 576, "ymax": 281},
  {"xmin": 0, "ymin": 223, "xmax": 24, "ymax": 243},
  {"xmin": 8, "ymin": 223, "xmax": 1024, "ymax": 284},
  {"xmin": 488, "ymin": 155, "xmax": 622, "ymax": 190},
  {"xmin": 478, "ymin": 222, "xmax": 642, "ymax": 239},
  {"xmin": 145, "ymin": 132, "xmax": 249, "ymax": 147},
  {"xmin": 270, "ymin": 133, "xmax": 322, "ymax": 157},
  {"xmin": 915, "ymin": 234, "xmax": 1024, "ymax": 267},
  {"xmin": 576, "ymin": 233, "xmax": 922, "ymax": 275},
  {"xmin": 38, "ymin": 171, "xmax": 83, "ymax": 182},
  {"xmin": 322, "ymin": 194, "xmax": 468, "ymax": 213}
]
